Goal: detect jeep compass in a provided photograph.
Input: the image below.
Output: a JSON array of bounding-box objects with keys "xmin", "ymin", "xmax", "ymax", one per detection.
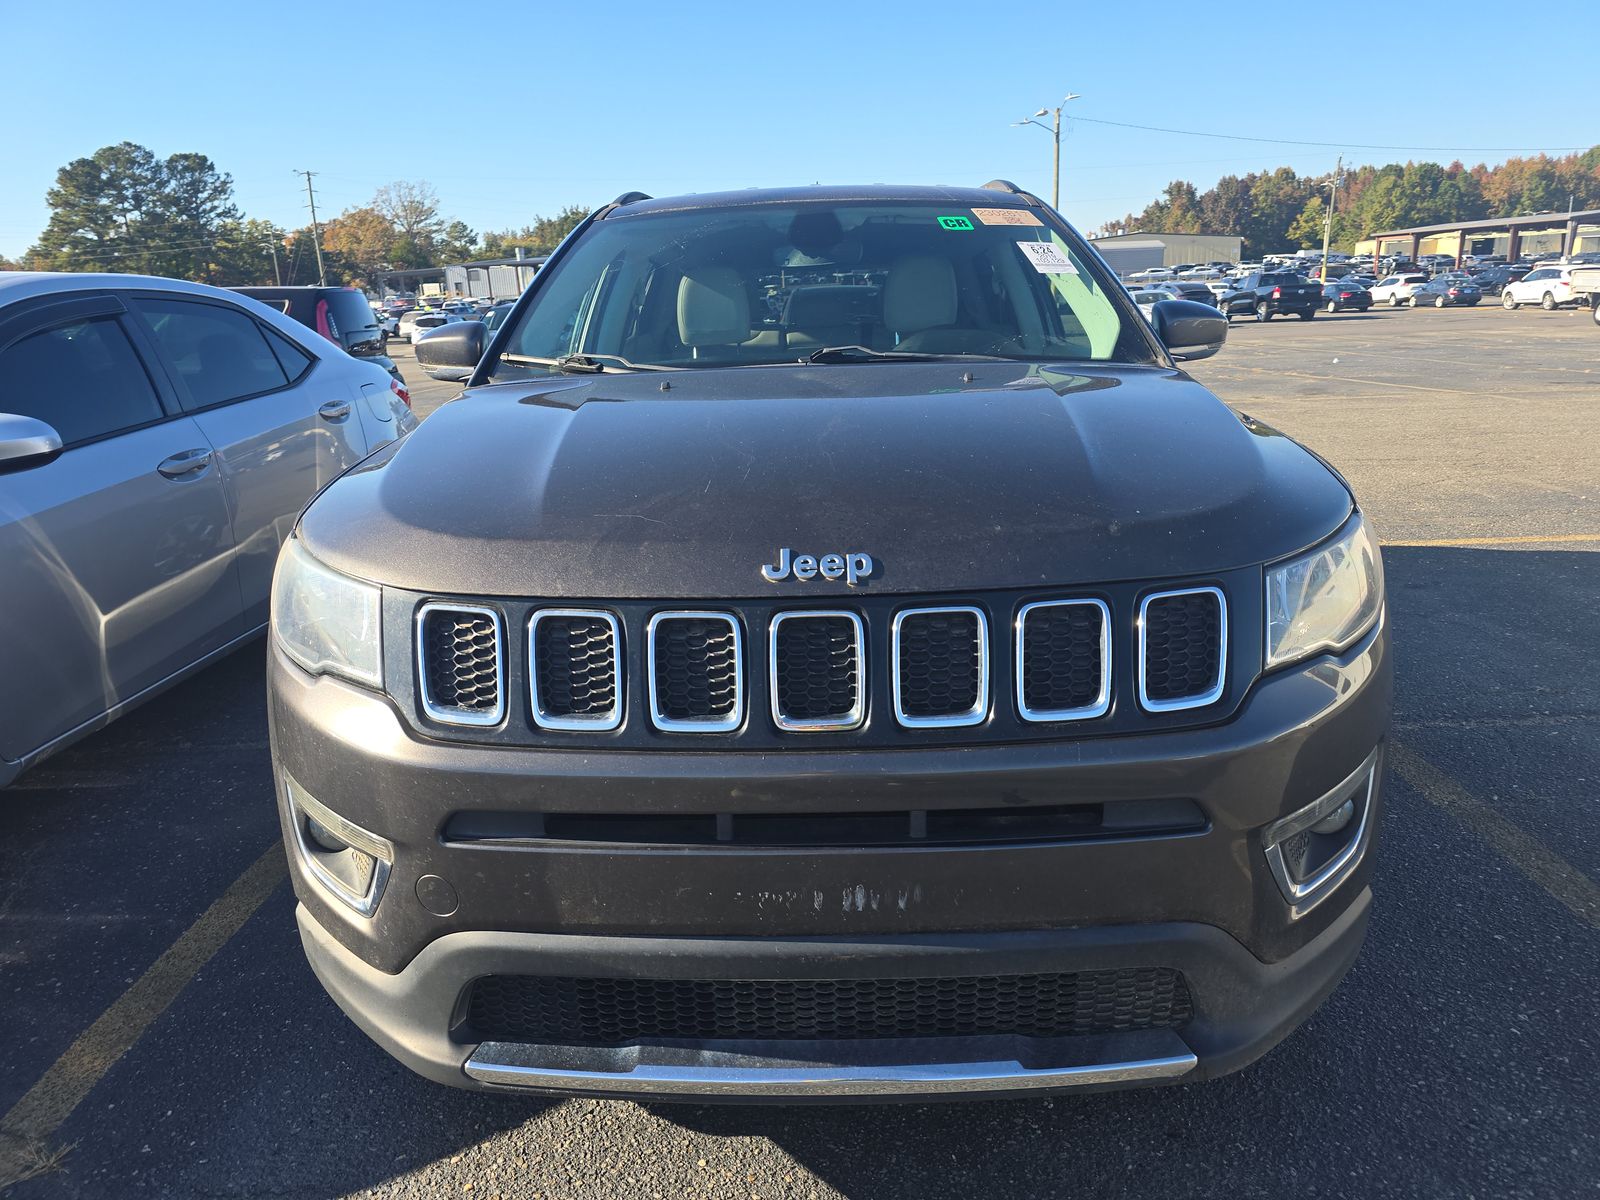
[{"xmin": 268, "ymin": 183, "xmax": 1390, "ymax": 1100}]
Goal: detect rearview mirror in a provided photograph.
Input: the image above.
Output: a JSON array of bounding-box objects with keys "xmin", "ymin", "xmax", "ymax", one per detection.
[
  {"xmin": 1150, "ymin": 299, "xmax": 1227, "ymax": 363},
  {"xmin": 413, "ymin": 321, "xmax": 488, "ymax": 383},
  {"xmin": 0, "ymin": 413, "xmax": 64, "ymax": 472}
]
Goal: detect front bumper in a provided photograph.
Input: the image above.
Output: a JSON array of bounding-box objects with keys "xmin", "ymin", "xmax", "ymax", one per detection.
[{"xmin": 271, "ymin": 615, "xmax": 1390, "ymax": 1099}]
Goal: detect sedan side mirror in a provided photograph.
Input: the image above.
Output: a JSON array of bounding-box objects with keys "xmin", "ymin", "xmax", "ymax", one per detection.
[
  {"xmin": 1150, "ymin": 299, "xmax": 1228, "ymax": 362},
  {"xmin": 0, "ymin": 413, "xmax": 64, "ymax": 473},
  {"xmin": 413, "ymin": 320, "xmax": 489, "ymax": 383}
]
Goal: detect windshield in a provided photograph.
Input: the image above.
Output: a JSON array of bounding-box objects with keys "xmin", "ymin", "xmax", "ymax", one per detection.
[{"xmin": 491, "ymin": 201, "xmax": 1152, "ymax": 376}]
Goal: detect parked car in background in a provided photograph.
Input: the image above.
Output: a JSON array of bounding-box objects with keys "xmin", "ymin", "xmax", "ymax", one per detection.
[
  {"xmin": 399, "ymin": 311, "xmax": 461, "ymax": 343},
  {"xmin": 1321, "ymin": 281, "xmax": 1372, "ymax": 313},
  {"xmin": 1219, "ymin": 271, "xmax": 1322, "ymax": 320},
  {"xmin": 1411, "ymin": 277, "xmax": 1482, "ymax": 308},
  {"xmin": 0, "ymin": 272, "xmax": 416, "ymax": 787},
  {"xmin": 232, "ymin": 286, "xmax": 405, "ymax": 384},
  {"xmin": 1502, "ymin": 266, "xmax": 1579, "ymax": 311},
  {"xmin": 1468, "ymin": 265, "xmax": 1528, "ymax": 296},
  {"xmin": 1163, "ymin": 279, "xmax": 1219, "ymax": 307},
  {"xmin": 1368, "ymin": 273, "xmax": 1429, "ymax": 307},
  {"xmin": 1126, "ymin": 267, "xmax": 1176, "ymax": 283}
]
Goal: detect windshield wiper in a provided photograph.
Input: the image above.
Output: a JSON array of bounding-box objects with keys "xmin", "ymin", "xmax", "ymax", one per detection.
[
  {"xmin": 501, "ymin": 352, "xmax": 672, "ymax": 374},
  {"xmin": 806, "ymin": 345, "xmax": 1009, "ymax": 364}
]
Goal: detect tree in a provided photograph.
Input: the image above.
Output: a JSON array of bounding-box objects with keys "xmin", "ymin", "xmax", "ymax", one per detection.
[
  {"xmin": 373, "ymin": 180, "xmax": 445, "ymax": 256},
  {"xmin": 149, "ymin": 152, "xmax": 240, "ymax": 281},
  {"xmin": 438, "ymin": 219, "xmax": 478, "ymax": 263},
  {"xmin": 322, "ymin": 206, "xmax": 399, "ymax": 282},
  {"xmin": 482, "ymin": 204, "xmax": 591, "ymax": 257},
  {"xmin": 207, "ymin": 218, "xmax": 289, "ymax": 286},
  {"xmin": 1287, "ymin": 196, "xmax": 1327, "ymax": 249}
]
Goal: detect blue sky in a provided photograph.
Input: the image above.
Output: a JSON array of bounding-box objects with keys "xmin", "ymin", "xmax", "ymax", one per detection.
[{"xmin": 4, "ymin": 0, "xmax": 1592, "ymax": 258}]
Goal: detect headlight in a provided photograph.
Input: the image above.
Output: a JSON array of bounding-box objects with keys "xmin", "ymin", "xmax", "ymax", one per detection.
[
  {"xmin": 1265, "ymin": 513, "xmax": 1383, "ymax": 669},
  {"xmin": 271, "ymin": 536, "xmax": 383, "ymax": 687}
]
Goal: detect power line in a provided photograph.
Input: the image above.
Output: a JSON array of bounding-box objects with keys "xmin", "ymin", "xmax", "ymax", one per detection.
[{"xmin": 1066, "ymin": 115, "xmax": 1591, "ymax": 155}]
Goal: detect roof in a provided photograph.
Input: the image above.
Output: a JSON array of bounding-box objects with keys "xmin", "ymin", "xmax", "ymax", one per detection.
[
  {"xmin": 0, "ymin": 270, "xmax": 248, "ymax": 305},
  {"xmin": 456, "ymin": 256, "xmax": 551, "ymax": 269},
  {"xmin": 607, "ymin": 184, "xmax": 1039, "ymax": 218},
  {"xmin": 1370, "ymin": 209, "xmax": 1600, "ymax": 239},
  {"xmin": 1089, "ymin": 231, "xmax": 1240, "ymax": 242}
]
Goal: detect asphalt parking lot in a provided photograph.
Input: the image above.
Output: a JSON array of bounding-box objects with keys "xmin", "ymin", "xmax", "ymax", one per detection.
[{"xmin": 2, "ymin": 305, "xmax": 1597, "ymax": 1198}]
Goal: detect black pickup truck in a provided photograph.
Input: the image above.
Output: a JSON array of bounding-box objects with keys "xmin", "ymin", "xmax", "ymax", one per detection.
[{"xmin": 1220, "ymin": 272, "xmax": 1322, "ymax": 321}]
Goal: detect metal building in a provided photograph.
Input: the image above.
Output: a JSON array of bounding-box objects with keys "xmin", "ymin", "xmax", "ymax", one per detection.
[
  {"xmin": 1088, "ymin": 232, "xmax": 1244, "ymax": 275},
  {"xmin": 1362, "ymin": 209, "xmax": 1600, "ymax": 267},
  {"xmin": 444, "ymin": 253, "xmax": 550, "ymax": 302}
]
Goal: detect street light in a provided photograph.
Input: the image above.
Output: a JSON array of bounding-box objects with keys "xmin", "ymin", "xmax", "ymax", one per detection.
[{"xmin": 1010, "ymin": 93, "xmax": 1080, "ymax": 211}]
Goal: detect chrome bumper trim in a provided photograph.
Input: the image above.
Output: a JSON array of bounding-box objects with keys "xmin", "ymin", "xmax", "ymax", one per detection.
[{"xmin": 464, "ymin": 1033, "xmax": 1198, "ymax": 1097}]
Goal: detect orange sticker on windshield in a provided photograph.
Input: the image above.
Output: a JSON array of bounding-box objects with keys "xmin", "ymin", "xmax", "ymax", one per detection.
[{"xmin": 971, "ymin": 208, "xmax": 1043, "ymax": 226}]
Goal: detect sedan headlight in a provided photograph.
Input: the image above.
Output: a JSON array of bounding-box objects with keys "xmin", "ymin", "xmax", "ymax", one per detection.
[
  {"xmin": 1265, "ymin": 513, "xmax": 1383, "ymax": 669},
  {"xmin": 271, "ymin": 536, "xmax": 383, "ymax": 687}
]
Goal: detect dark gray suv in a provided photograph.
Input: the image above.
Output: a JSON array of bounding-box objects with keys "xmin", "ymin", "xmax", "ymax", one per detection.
[{"xmin": 269, "ymin": 183, "xmax": 1390, "ymax": 1100}]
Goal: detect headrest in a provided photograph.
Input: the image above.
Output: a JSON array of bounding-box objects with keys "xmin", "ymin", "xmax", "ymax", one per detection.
[
  {"xmin": 677, "ymin": 267, "xmax": 750, "ymax": 347},
  {"xmin": 883, "ymin": 256, "xmax": 957, "ymax": 332},
  {"xmin": 782, "ymin": 285, "xmax": 880, "ymax": 328}
]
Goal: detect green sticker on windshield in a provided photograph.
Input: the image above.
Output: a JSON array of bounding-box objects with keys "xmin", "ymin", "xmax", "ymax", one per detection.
[{"xmin": 937, "ymin": 215, "xmax": 974, "ymax": 231}]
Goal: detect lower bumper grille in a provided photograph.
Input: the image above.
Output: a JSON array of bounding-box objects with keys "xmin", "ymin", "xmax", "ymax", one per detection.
[{"xmin": 464, "ymin": 967, "xmax": 1193, "ymax": 1046}]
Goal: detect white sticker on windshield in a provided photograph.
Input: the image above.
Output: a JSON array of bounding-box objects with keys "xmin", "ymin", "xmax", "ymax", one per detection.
[{"xmin": 1016, "ymin": 241, "xmax": 1079, "ymax": 274}]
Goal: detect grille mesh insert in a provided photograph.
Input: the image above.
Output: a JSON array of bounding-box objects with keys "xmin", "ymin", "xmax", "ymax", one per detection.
[
  {"xmin": 896, "ymin": 610, "xmax": 982, "ymax": 720},
  {"xmin": 1143, "ymin": 591, "xmax": 1223, "ymax": 704},
  {"xmin": 1020, "ymin": 603, "xmax": 1104, "ymax": 716},
  {"xmin": 534, "ymin": 614, "xmax": 618, "ymax": 720},
  {"xmin": 466, "ymin": 968, "xmax": 1193, "ymax": 1045},
  {"xmin": 421, "ymin": 608, "xmax": 500, "ymax": 715},
  {"xmin": 774, "ymin": 615, "xmax": 860, "ymax": 724},
  {"xmin": 652, "ymin": 616, "xmax": 740, "ymax": 723}
]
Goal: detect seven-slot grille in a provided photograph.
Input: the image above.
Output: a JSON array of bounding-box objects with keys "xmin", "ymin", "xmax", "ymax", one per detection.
[
  {"xmin": 529, "ymin": 610, "xmax": 622, "ymax": 731},
  {"xmin": 1016, "ymin": 599, "xmax": 1110, "ymax": 721},
  {"xmin": 769, "ymin": 611, "xmax": 864, "ymax": 730},
  {"xmin": 1139, "ymin": 587, "xmax": 1227, "ymax": 711},
  {"xmin": 647, "ymin": 612, "xmax": 744, "ymax": 732},
  {"xmin": 465, "ymin": 967, "xmax": 1193, "ymax": 1045},
  {"xmin": 416, "ymin": 603, "xmax": 504, "ymax": 725},
  {"xmin": 893, "ymin": 606, "xmax": 988, "ymax": 727},
  {"xmin": 414, "ymin": 587, "xmax": 1229, "ymax": 734}
]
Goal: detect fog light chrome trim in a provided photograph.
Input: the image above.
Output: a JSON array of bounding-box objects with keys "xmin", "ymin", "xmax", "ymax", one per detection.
[
  {"xmin": 283, "ymin": 772, "xmax": 393, "ymax": 917},
  {"xmin": 1262, "ymin": 746, "xmax": 1380, "ymax": 918}
]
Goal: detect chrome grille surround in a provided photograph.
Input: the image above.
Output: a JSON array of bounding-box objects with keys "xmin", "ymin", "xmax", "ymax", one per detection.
[
  {"xmin": 527, "ymin": 608, "xmax": 624, "ymax": 732},
  {"xmin": 415, "ymin": 602, "xmax": 506, "ymax": 727},
  {"xmin": 1137, "ymin": 586, "xmax": 1227, "ymax": 713},
  {"xmin": 768, "ymin": 610, "xmax": 866, "ymax": 732},
  {"xmin": 646, "ymin": 611, "xmax": 744, "ymax": 733},
  {"xmin": 891, "ymin": 605, "xmax": 989, "ymax": 729},
  {"xmin": 1015, "ymin": 598, "xmax": 1112, "ymax": 722}
]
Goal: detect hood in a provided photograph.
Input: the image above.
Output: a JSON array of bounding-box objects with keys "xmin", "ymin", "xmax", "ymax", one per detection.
[{"xmin": 298, "ymin": 362, "xmax": 1352, "ymax": 598}]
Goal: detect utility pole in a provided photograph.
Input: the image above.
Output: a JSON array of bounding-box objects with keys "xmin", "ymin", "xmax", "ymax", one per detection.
[
  {"xmin": 1320, "ymin": 156, "xmax": 1343, "ymax": 283},
  {"xmin": 1011, "ymin": 93, "xmax": 1080, "ymax": 212},
  {"xmin": 265, "ymin": 238, "xmax": 282, "ymax": 286},
  {"xmin": 296, "ymin": 169, "xmax": 327, "ymax": 286}
]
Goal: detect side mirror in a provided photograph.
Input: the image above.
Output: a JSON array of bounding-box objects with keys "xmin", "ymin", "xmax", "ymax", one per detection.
[
  {"xmin": 413, "ymin": 320, "xmax": 488, "ymax": 383},
  {"xmin": 0, "ymin": 414, "xmax": 64, "ymax": 472},
  {"xmin": 1150, "ymin": 299, "xmax": 1227, "ymax": 363}
]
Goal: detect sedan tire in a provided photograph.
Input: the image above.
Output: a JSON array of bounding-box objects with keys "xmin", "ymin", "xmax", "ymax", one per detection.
[
  {"xmin": 1408, "ymin": 295, "xmax": 1420, "ymax": 308},
  {"xmin": 1504, "ymin": 293, "xmax": 1519, "ymax": 310},
  {"xmin": 1434, "ymin": 295, "xmax": 1447, "ymax": 308},
  {"xmin": 1326, "ymin": 300, "xmax": 1338, "ymax": 313}
]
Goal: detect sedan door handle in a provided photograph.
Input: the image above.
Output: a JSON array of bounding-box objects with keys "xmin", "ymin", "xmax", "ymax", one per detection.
[
  {"xmin": 318, "ymin": 400, "xmax": 352, "ymax": 421},
  {"xmin": 156, "ymin": 448, "xmax": 213, "ymax": 480}
]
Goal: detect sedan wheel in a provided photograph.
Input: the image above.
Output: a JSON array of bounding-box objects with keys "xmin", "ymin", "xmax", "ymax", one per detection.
[
  {"xmin": 1408, "ymin": 295, "xmax": 1420, "ymax": 307},
  {"xmin": 1503, "ymin": 292, "xmax": 1519, "ymax": 310},
  {"xmin": 1435, "ymin": 295, "xmax": 1447, "ymax": 308},
  {"xmin": 1326, "ymin": 300, "xmax": 1338, "ymax": 313},
  {"xmin": 1541, "ymin": 292, "xmax": 1557, "ymax": 311}
]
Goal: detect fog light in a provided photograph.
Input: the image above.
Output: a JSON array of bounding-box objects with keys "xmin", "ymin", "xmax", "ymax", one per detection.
[
  {"xmin": 1262, "ymin": 748, "xmax": 1379, "ymax": 917},
  {"xmin": 283, "ymin": 772, "xmax": 394, "ymax": 916}
]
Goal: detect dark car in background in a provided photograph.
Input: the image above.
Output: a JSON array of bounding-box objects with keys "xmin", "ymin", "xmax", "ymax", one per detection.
[
  {"xmin": 1164, "ymin": 279, "xmax": 1220, "ymax": 308},
  {"xmin": 232, "ymin": 286, "xmax": 405, "ymax": 385},
  {"xmin": 1321, "ymin": 281, "xmax": 1372, "ymax": 313},
  {"xmin": 281, "ymin": 182, "xmax": 1390, "ymax": 1101},
  {"xmin": 1469, "ymin": 265, "xmax": 1529, "ymax": 296},
  {"xmin": 1411, "ymin": 277, "xmax": 1482, "ymax": 308},
  {"xmin": 1220, "ymin": 271, "xmax": 1323, "ymax": 320}
]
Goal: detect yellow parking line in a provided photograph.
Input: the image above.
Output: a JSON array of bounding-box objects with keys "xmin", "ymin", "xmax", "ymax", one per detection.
[
  {"xmin": 1389, "ymin": 745, "xmax": 1599, "ymax": 932},
  {"xmin": 1382, "ymin": 533, "xmax": 1600, "ymax": 547},
  {"xmin": 0, "ymin": 842, "xmax": 286, "ymax": 1186}
]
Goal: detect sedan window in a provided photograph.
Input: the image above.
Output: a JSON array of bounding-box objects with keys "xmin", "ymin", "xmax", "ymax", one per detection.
[
  {"xmin": 137, "ymin": 299, "xmax": 290, "ymax": 409},
  {"xmin": 0, "ymin": 316, "xmax": 165, "ymax": 446}
]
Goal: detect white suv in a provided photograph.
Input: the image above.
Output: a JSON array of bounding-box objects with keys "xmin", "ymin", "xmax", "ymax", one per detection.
[
  {"xmin": 1369, "ymin": 274, "xmax": 1429, "ymax": 307},
  {"xmin": 1502, "ymin": 266, "xmax": 1578, "ymax": 311}
]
